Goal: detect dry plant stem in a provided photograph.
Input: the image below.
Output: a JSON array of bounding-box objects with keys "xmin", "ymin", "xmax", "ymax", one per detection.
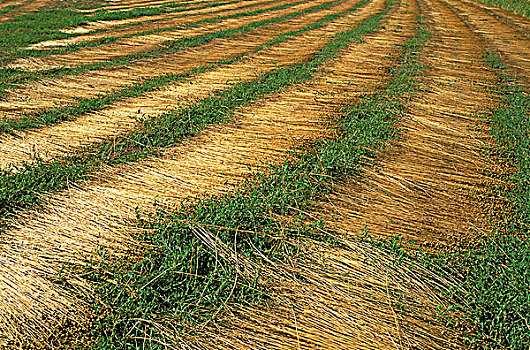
[
  {"xmin": 197, "ymin": 242, "xmax": 462, "ymax": 349},
  {"xmin": 28, "ymin": 0, "xmax": 288, "ymax": 49},
  {"xmin": 0, "ymin": 0, "xmax": 415, "ymax": 345},
  {"xmin": 440, "ymin": 0, "xmax": 530, "ymax": 89},
  {"xmin": 7, "ymin": 0, "xmax": 311, "ymax": 71},
  {"xmin": 0, "ymin": 0, "xmax": 342, "ymax": 120},
  {"xmin": 56, "ymin": 0, "xmax": 238, "ymax": 35},
  {"xmin": 31, "ymin": 0, "xmax": 273, "ymax": 47},
  {"xmin": 0, "ymin": 0, "xmax": 384, "ymax": 169},
  {"xmin": 196, "ymin": 0, "xmax": 501, "ymax": 347}
]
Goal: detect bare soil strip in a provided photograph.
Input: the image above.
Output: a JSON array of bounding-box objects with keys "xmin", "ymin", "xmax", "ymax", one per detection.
[
  {"xmin": 30, "ymin": 0, "xmax": 277, "ymax": 49},
  {"xmin": 0, "ymin": 0, "xmax": 381, "ymax": 169},
  {"xmin": 440, "ymin": 0, "xmax": 530, "ymax": 88},
  {"xmin": 8, "ymin": 0, "xmax": 308, "ymax": 71},
  {"xmin": 0, "ymin": 0, "xmax": 347, "ymax": 120},
  {"xmin": 0, "ymin": 0, "xmax": 419, "ymax": 345}
]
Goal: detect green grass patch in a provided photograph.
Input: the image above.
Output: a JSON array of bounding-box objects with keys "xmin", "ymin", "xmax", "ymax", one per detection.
[{"xmin": 76, "ymin": 5, "xmax": 431, "ymax": 348}]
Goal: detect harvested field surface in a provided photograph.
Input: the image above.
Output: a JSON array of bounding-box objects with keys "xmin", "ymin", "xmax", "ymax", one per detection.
[
  {"xmin": 30, "ymin": 0, "xmax": 287, "ymax": 48},
  {"xmin": 0, "ymin": 0, "xmax": 52, "ymax": 23},
  {"xmin": 0, "ymin": 0, "xmax": 528, "ymax": 349},
  {"xmin": 8, "ymin": 0, "xmax": 321, "ymax": 70}
]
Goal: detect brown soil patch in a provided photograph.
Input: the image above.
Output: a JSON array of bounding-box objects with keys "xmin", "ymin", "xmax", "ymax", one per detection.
[{"xmin": 0, "ymin": 0, "xmax": 383, "ymax": 169}]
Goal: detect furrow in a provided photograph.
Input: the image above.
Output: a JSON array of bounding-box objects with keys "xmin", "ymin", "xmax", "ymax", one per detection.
[
  {"xmin": 310, "ymin": 0, "xmax": 498, "ymax": 250},
  {"xmin": 0, "ymin": 0, "xmax": 380, "ymax": 169},
  {"xmin": 29, "ymin": 0, "xmax": 281, "ymax": 49},
  {"xmin": 8, "ymin": 0, "xmax": 309, "ymax": 70},
  {"xmin": 440, "ymin": 0, "xmax": 530, "ymax": 89},
  {"xmin": 0, "ymin": 0, "xmax": 416, "ymax": 345},
  {"xmin": 0, "ymin": 0, "xmax": 347, "ymax": 121}
]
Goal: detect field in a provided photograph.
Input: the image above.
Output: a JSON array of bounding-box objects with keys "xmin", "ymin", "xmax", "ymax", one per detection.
[{"xmin": 0, "ymin": 0, "xmax": 528, "ymax": 348}]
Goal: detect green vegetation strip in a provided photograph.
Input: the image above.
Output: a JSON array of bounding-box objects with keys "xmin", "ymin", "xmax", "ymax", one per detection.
[
  {"xmin": 463, "ymin": 53, "xmax": 529, "ymax": 349},
  {"xmin": 0, "ymin": 0, "xmax": 336, "ymax": 97},
  {"xmin": 0, "ymin": 0, "xmax": 374, "ymax": 223},
  {"xmin": 77, "ymin": 5, "xmax": 430, "ymax": 349},
  {"xmin": 474, "ymin": 0, "xmax": 530, "ymax": 17}
]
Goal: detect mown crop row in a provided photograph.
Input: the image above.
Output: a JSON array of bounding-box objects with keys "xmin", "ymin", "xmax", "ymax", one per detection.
[
  {"xmin": 367, "ymin": 34, "xmax": 530, "ymax": 350},
  {"xmin": 71, "ymin": 1, "xmax": 439, "ymax": 348},
  {"xmin": 0, "ymin": 0, "xmax": 372, "ymax": 223},
  {"xmin": 1, "ymin": 0, "xmax": 528, "ymax": 348},
  {"xmin": 0, "ymin": 0, "xmax": 253, "ymax": 59},
  {"xmin": 0, "ymin": 0, "xmax": 360, "ymax": 126},
  {"xmin": 0, "ymin": 0, "xmax": 321, "ymax": 95},
  {"xmin": 475, "ymin": 0, "xmax": 530, "ymax": 17}
]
